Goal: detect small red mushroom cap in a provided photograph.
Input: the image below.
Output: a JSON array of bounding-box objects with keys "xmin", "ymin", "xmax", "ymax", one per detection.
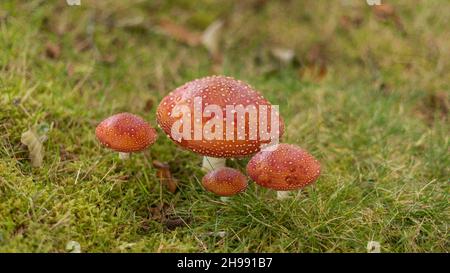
[
  {"xmin": 95, "ymin": 112, "xmax": 157, "ymax": 153},
  {"xmin": 202, "ymin": 167, "xmax": 248, "ymax": 196},
  {"xmin": 156, "ymin": 75, "xmax": 284, "ymax": 158},
  {"xmin": 246, "ymin": 144, "xmax": 321, "ymax": 191}
]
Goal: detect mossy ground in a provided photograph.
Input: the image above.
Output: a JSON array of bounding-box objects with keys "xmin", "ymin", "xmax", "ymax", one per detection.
[{"xmin": 0, "ymin": 0, "xmax": 448, "ymax": 252}]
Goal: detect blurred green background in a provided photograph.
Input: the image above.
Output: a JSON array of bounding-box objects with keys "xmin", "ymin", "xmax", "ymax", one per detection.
[{"xmin": 0, "ymin": 0, "xmax": 448, "ymax": 252}]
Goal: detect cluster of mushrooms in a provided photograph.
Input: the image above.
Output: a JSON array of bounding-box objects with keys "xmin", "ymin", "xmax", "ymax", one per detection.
[{"xmin": 95, "ymin": 76, "xmax": 320, "ymax": 200}]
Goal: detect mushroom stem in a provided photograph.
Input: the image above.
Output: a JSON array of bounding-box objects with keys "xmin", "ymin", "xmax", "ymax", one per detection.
[
  {"xmin": 202, "ymin": 156, "xmax": 226, "ymax": 171},
  {"xmin": 220, "ymin": 196, "xmax": 230, "ymax": 202},
  {"xmin": 118, "ymin": 152, "xmax": 130, "ymax": 160},
  {"xmin": 276, "ymin": 191, "xmax": 290, "ymax": 200}
]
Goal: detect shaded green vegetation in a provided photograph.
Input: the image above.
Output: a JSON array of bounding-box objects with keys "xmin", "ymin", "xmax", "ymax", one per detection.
[{"xmin": 0, "ymin": 0, "xmax": 448, "ymax": 252}]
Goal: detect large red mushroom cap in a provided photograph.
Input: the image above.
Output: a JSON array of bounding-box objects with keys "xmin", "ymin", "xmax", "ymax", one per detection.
[
  {"xmin": 246, "ymin": 144, "xmax": 321, "ymax": 191},
  {"xmin": 95, "ymin": 112, "xmax": 157, "ymax": 153},
  {"xmin": 156, "ymin": 75, "xmax": 284, "ymax": 158},
  {"xmin": 202, "ymin": 167, "xmax": 248, "ymax": 196}
]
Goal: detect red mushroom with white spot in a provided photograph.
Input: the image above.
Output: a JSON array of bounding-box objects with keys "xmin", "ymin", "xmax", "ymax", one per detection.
[
  {"xmin": 246, "ymin": 144, "xmax": 321, "ymax": 199},
  {"xmin": 156, "ymin": 75, "xmax": 284, "ymax": 171},
  {"xmin": 202, "ymin": 167, "xmax": 248, "ymax": 197},
  {"xmin": 95, "ymin": 112, "xmax": 158, "ymax": 159}
]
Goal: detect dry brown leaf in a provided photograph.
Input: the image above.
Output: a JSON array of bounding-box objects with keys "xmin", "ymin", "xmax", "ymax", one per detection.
[
  {"xmin": 306, "ymin": 44, "xmax": 327, "ymax": 65},
  {"xmin": 75, "ymin": 38, "xmax": 92, "ymax": 52},
  {"xmin": 143, "ymin": 98, "xmax": 154, "ymax": 112},
  {"xmin": 157, "ymin": 19, "xmax": 201, "ymax": 46},
  {"xmin": 59, "ymin": 145, "xmax": 77, "ymax": 161},
  {"xmin": 163, "ymin": 217, "xmax": 187, "ymax": 230},
  {"xmin": 149, "ymin": 203, "xmax": 171, "ymax": 221},
  {"xmin": 45, "ymin": 42, "xmax": 61, "ymax": 59},
  {"xmin": 13, "ymin": 224, "xmax": 26, "ymax": 236},
  {"xmin": 147, "ymin": 203, "xmax": 188, "ymax": 230},
  {"xmin": 339, "ymin": 15, "xmax": 363, "ymax": 30},
  {"xmin": 152, "ymin": 160, "xmax": 178, "ymax": 193},
  {"xmin": 270, "ymin": 48, "xmax": 295, "ymax": 65},
  {"xmin": 100, "ymin": 54, "xmax": 116, "ymax": 64},
  {"xmin": 373, "ymin": 4, "xmax": 396, "ymax": 20},
  {"xmin": 201, "ymin": 20, "xmax": 224, "ymax": 57},
  {"xmin": 373, "ymin": 4, "xmax": 405, "ymax": 33},
  {"xmin": 299, "ymin": 44, "xmax": 328, "ymax": 81},
  {"xmin": 298, "ymin": 64, "xmax": 328, "ymax": 82},
  {"xmin": 252, "ymin": 0, "xmax": 269, "ymax": 10},
  {"xmin": 317, "ymin": 64, "xmax": 328, "ymax": 79},
  {"xmin": 66, "ymin": 63, "xmax": 74, "ymax": 77},
  {"xmin": 44, "ymin": 11, "xmax": 72, "ymax": 36},
  {"xmin": 416, "ymin": 92, "xmax": 449, "ymax": 124},
  {"xmin": 202, "ymin": 20, "xmax": 224, "ymax": 74},
  {"xmin": 21, "ymin": 126, "xmax": 47, "ymax": 167}
]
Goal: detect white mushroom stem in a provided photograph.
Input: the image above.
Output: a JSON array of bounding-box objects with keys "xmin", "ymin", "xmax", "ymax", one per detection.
[
  {"xmin": 202, "ymin": 156, "xmax": 226, "ymax": 172},
  {"xmin": 220, "ymin": 196, "xmax": 230, "ymax": 202},
  {"xmin": 277, "ymin": 191, "xmax": 291, "ymax": 200},
  {"xmin": 118, "ymin": 152, "xmax": 130, "ymax": 160}
]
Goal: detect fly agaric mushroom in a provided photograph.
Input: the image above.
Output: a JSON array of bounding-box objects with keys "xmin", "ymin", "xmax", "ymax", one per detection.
[
  {"xmin": 202, "ymin": 167, "xmax": 248, "ymax": 200},
  {"xmin": 246, "ymin": 144, "xmax": 320, "ymax": 199},
  {"xmin": 95, "ymin": 112, "xmax": 158, "ymax": 159},
  {"xmin": 156, "ymin": 75, "xmax": 284, "ymax": 171}
]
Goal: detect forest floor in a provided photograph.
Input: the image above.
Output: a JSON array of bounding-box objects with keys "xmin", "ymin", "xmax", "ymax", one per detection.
[{"xmin": 0, "ymin": 0, "xmax": 448, "ymax": 252}]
